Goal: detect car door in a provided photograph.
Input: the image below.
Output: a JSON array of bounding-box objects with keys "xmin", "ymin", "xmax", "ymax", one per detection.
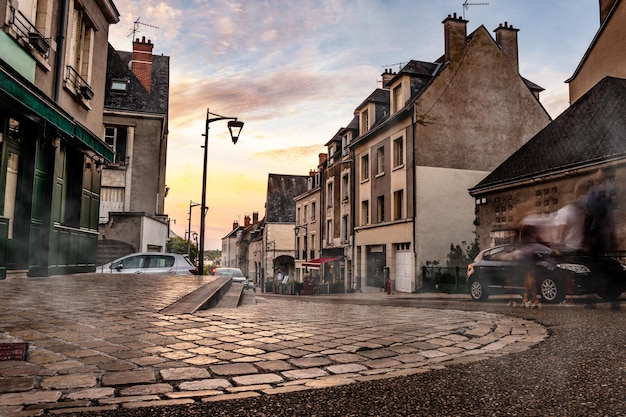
[
  {"xmin": 110, "ymin": 254, "xmax": 147, "ymax": 274},
  {"xmin": 144, "ymin": 255, "xmax": 177, "ymax": 274}
]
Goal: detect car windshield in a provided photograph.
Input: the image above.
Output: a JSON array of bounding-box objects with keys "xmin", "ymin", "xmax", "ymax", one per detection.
[{"xmin": 216, "ymin": 268, "xmax": 244, "ymax": 277}]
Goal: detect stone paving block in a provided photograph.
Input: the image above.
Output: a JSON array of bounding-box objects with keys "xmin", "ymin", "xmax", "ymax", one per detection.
[
  {"xmin": 160, "ymin": 367, "xmax": 210, "ymax": 381},
  {"xmin": 0, "ymin": 390, "xmax": 62, "ymax": 406},
  {"xmin": 119, "ymin": 383, "xmax": 174, "ymax": 396},
  {"xmin": 178, "ymin": 379, "xmax": 232, "ymax": 391},
  {"xmin": 122, "ymin": 398, "xmax": 195, "ymax": 408},
  {"xmin": 282, "ymin": 368, "xmax": 329, "ymax": 380},
  {"xmin": 99, "ymin": 395, "xmax": 161, "ymax": 404},
  {"xmin": 209, "ymin": 363, "xmax": 258, "ymax": 376},
  {"xmin": 256, "ymin": 360, "xmax": 293, "ymax": 372},
  {"xmin": 101, "ymin": 370, "xmax": 156, "ymax": 386},
  {"xmin": 304, "ymin": 376, "xmax": 356, "ymax": 388},
  {"xmin": 289, "ymin": 357, "xmax": 332, "ymax": 368},
  {"xmin": 232, "ymin": 373, "xmax": 284, "ymax": 385},
  {"xmin": 201, "ymin": 392, "xmax": 260, "ymax": 402},
  {"xmin": 40, "ymin": 374, "xmax": 97, "ymax": 390},
  {"xmin": 48, "ymin": 405, "xmax": 118, "ymax": 414},
  {"xmin": 262, "ymin": 385, "xmax": 310, "ymax": 395},
  {"xmin": 364, "ymin": 358, "xmax": 403, "ymax": 369},
  {"xmin": 226, "ymin": 384, "xmax": 273, "ymax": 393},
  {"xmin": 326, "ymin": 363, "xmax": 368, "ymax": 374},
  {"xmin": 0, "ymin": 376, "xmax": 37, "ymax": 392},
  {"xmin": 165, "ymin": 390, "xmax": 223, "ymax": 399},
  {"xmin": 65, "ymin": 387, "xmax": 115, "ymax": 400}
]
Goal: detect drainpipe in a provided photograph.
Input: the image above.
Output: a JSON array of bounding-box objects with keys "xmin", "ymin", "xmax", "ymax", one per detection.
[
  {"xmin": 411, "ymin": 108, "xmax": 418, "ymax": 290},
  {"xmin": 54, "ymin": 0, "xmax": 69, "ymax": 103}
]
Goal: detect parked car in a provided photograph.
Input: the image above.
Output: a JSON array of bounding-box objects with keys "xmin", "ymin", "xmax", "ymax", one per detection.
[
  {"xmin": 214, "ymin": 267, "xmax": 253, "ymax": 289},
  {"xmin": 97, "ymin": 253, "xmax": 197, "ymax": 275},
  {"xmin": 467, "ymin": 242, "xmax": 626, "ymax": 303}
]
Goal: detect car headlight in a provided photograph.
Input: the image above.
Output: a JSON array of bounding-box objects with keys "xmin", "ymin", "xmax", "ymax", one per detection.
[{"xmin": 557, "ymin": 263, "xmax": 590, "ymax": 274}]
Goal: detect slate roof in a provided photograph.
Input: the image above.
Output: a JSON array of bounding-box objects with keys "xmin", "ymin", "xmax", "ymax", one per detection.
[
  {"xmin": 104, "ymin": 44, "xmax": 169, "ymax": 115},
  {"xmin": 265, "ymin": 174, "xmax": 309, "ymax": 223},
  {"xmin": 470, "ymin": 76, "xmax": 626, "ymax": 193},
  {"xmin": 354, "ymin": 88, "xmax": 390, "ymax": 112}
]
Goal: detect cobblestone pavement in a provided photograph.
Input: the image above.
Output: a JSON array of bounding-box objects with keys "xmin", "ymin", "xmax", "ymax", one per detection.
[{"xmin": 0, "ymin": 274, "xmax": 547, "ymax": 416}]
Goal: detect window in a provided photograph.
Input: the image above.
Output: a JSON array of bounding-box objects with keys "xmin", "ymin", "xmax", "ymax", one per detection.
[
  {"xmin": 104, "ymin": 126, "xmax": 127, "ymax": 164},
  {"xmin": 361, "ymin": 109, "xmax": 369, "ymax": 134},
  {"xmin": 394, "ymin": 190, "xmax": 404, "ymax": 220},
  {"xmin": 327, "ymin": 181, "xmax": 334, "ymax": 208},
  {"xmin": 10, "ymin": 0, "xmax": 52, "ymax": 58},
  {"xmin": 111, "ymin": 79, "xmax": 128, "ymax": 93},
  {"xmin": 361, "ymin": 200, "xmax": 369, "ymax": 225},
  {"xmin": 341, "ymin": 215, "xmax": 349, "ymax": 242},
  {"xmin": 393, "ymin": 85, "xmax": 402, "ymax": 112},
  {"xmin": 297, "ymin": 207, "xmax": 301, "ymax": 224},
  {"xmin": 303, "ymin": 205, "xmax": 308, "ymax": 223},
  {"xmin": 376, "ymin": 147, "xmax": 385, "ymax": 175},
  {"xmin": 327, "ymin": 220, "xmax": 333, "ymax": 245},
  {"xmin": 361, "ymin": 154, "xmax": 369, "ymax": 181},
  {"xmin": 311, "ymin": 202, "xmax": 316, "ymax": 221},
  {"xmin": 66, "ymin": 5, "xmax": 95, "ymax": 100},
  {"xmin": 393, "ymin": 137, "xmax": 404, "ymax": 168},
  {"xmin": 296, "ymin": 237, "xmax": 301, "ymax": 259},
  {"xmin": 342, "ymin": 134, "xmax": 349, "ymax": 156},
  {"xmin": 310, "ymin": 234, "xmax": 315, "ymax": 260},
  {"xmin": 342, "ymin": 174, "xmax": 349, "ymax": 201},
  {"xmin": 377, "ymin": 196, "xmax": 385, "ymax": 222}
]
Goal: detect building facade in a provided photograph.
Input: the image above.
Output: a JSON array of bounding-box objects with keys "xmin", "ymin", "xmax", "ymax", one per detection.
[
  {"xmin": 0, "ymin": 0, "xmax": 119, "ymax": 276},
  {"xmin": 97, "ymin": 38, "xmax": 170, "ymax": 264},
  {"xmin": 350, "ymin": 15, "xmax": 551, "ymax": 292}
]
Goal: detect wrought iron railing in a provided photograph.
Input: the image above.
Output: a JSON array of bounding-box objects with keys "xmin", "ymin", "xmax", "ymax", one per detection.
[
  {"xmin": 9, "ymin": 7, "xmax": 50, "ymax": 57},
  {"xmin": 65, "ymin": 65, "xmax": 94, "ymax": 100}
]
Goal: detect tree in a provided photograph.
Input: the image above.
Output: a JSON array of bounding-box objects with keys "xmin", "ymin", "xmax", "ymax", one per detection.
[
  {"xmin": 167, "ymin": 237, "xmax": 197, "ymax": 265},
  {"xmin": 445, "ymin": 238, "xmax": 480, "ymax": 268}
]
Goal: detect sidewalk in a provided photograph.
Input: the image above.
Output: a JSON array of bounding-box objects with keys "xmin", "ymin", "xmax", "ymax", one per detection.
[{"xmin": 0, "ymin": 274, "xmax": 548, "ymax": 415}]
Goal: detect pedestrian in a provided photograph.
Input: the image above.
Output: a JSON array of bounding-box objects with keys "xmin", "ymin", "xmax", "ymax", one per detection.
[{"xmin": 583, "ymin": 167, "xmax": 616, "ymax": 255}]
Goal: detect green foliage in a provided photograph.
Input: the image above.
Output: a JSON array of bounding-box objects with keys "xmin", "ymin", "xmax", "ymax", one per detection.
[
  {"xmin": 167, "ymin": 237, "xmax": 197, "ymax": 264},
  {"xmin": 445, "ymin": 238, "xmax": 480, "ymax": 268}
]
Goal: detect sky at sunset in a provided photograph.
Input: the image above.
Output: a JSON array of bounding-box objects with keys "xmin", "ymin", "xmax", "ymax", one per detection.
[{"xmin": 107, "ymin": 0, "xmax": 602, "ymax": 250}]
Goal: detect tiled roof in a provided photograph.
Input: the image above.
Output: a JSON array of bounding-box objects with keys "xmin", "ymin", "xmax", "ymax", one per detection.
[
  {"xmin": 104, "ymin": 44, "xmax": 169, "ymax": 114},
  {"xmin": 354, "ymin": 88, "xmax": 390, "ymax": 111},
  {"xmin": 265, "ymin": 174, "xmax": 309, "ymax": 223},
  {"xmin": 471, "ymin": 76, "xmax": 626, "ymax": 192}
]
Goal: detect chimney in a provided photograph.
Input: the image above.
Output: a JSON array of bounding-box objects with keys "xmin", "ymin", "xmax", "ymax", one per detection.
[
  {"xmin": 244, "ymin": 215, "xmax": 251, "ymax": 228},
  {"xmin": 252, "ymin": 212, "xmax": 259, "ymax": 224},
  {"xmin": 381, "ymin": 68, "xmax": 396, "ymax": 88},
  {"xmin": 131, "ymin": 36, "xmax": 154, "ymax": 93},
  {"xmin": 442, "ymin": 13, "xmax": 468, "ymax": 64},
  {"xmin": 233, "ymin": 221, "xmax": 239, "ymax": 230},
  {"xmin": 309, "ymin": 169, "xmax": 317, "ymax": 177},
  {"xmin": 494, "ymin": 22, "xmax": 520, "ymax": 72},
  {"xmin": 599, "ymin": 0, "xmax": 618, "ymax": 25},
  {"xmin": 318, "ymin": 153, "xmax": 328, "ymax": 167}
]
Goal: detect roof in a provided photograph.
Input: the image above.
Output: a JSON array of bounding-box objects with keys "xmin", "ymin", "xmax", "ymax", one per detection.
[
  {"xmin": 470, "ymin": 76, "xmax": 626, "ymax": 193},
  {"xmin": 265, "ymin": 174, "xmax": 309, "ymax": 223},
  {"xmin": 354, "ymin": 88, "xmax": 390, "ymax": 112},
  {"xmin": 104, "ymin": 44, "xmax": 170, "ymax": 115},
  {"xmin": 387, "ymin": 60, "xmax": 439, "ymax": 85}
]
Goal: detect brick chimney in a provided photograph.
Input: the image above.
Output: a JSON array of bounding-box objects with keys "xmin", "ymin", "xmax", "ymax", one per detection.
[
  {"xmin": 252, "ymin": 212, "xmax": 259, "ymax": 224},
  {"xmin": 318, "ymin": 153, "xmax": 328, "ymax": 167},
  {"xmin": 232, "ymin": 221, "xmax": 239, "ymax": 230},
  {"xmin": 132, "ymin": 36, "xmax": 154, "ymax": 93},
  {"xmin": 442, "ymin": 13, "xmax": 468, "ymax": 65},
  {"xmin": 244, "ymin": 215, "xmax": 251, "ymax": 227},
  {"xmin": 599, "ymin": 0, "xmax": 618, "ymax": 25},
  {"xmin": 494, "ymin": 22, "xmax": 519, "ymax": 72},
  {"xmin": 381, "ymin": 68, "xmax": 396, "ymax": 88}
]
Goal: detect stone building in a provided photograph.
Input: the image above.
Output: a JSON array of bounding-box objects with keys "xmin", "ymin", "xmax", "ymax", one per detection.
[
  {"xmin": 97, "ymin": 38, "xmax": 170, "ymax": 264},
  {"xmin": 0, "ymin": 0, "xmax": 119, "ymax": 276}
]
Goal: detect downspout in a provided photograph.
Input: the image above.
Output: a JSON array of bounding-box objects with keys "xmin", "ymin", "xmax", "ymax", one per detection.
[
  {"xmin": 350, "ymin": 147, "xmax": 356, "ymax": 291},
  {"xmin": 54, "ymin": 0, "xmax": 69, "ymax": 103},
  {"xmin": 411, "ymin": 107, "xmax": 418, "ymax": 291}
]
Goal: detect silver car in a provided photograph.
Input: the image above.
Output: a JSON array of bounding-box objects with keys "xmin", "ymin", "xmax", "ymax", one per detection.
[
  {"xmin": 97, "ymin": 253, "xmax": 197, "ymax": 275},
  {"xmin": 214, "ymin": 267, "xmax": 252, "ymax": 288}
]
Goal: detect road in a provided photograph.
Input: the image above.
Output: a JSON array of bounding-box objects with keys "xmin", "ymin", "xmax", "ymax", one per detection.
[{"xmin": 0, "ymin": 274, "xmax": 624, "ymax": 416}]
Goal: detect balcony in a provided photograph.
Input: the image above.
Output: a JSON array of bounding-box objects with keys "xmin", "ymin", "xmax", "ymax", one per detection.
[
  {"xmin": 66, "ymin": 66, "xmax": 94, "ymax": 101},
  {"xmin": 10, "ymin": 7, "xmax": 50, "ymax": 56}
]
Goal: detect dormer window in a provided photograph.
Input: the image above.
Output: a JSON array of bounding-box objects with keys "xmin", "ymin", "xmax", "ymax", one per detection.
[
  {"xmin": 360, "ymin": 109, "xmax": 369, "ymax": 134},
  {"xmin": 111, "ymin": 79, "xmax": 129, "ymax": 93},
  {"xmin": 393, "ymin": 84, "xmax": 403, "ymax": 113}
]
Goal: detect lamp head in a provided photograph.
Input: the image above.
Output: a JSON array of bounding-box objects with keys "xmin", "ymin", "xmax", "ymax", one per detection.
[{"xmin": 227, "ymin": 120, "xmax": 244, "ymax": 144}]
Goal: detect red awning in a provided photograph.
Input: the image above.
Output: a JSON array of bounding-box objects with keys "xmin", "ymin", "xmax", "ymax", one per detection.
[{"xmin": 302, "ymin": 257, "xmax": 342, "ymax": 268}]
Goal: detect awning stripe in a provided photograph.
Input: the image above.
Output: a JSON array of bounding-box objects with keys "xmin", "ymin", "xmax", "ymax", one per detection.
[
  {"xmin": 302, "ymin": 257, "xmax": 342, "ymax": 267},
  {"xmin": 0, "ymin": 66, "xmax": 114, "ymax": 161}
]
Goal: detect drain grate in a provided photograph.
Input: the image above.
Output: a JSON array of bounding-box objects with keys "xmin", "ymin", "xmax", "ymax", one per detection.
[{"xmin": 0, "ymin": 342, "xmax": 29, "ymax": 361}]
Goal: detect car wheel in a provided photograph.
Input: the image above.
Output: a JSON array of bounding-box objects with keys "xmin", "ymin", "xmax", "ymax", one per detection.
[
  {"xmin": 539, "ymin": 277, "xmax": 565, "ymax": 304},
  {"xmin": 469, "ymin": 278, "xmax": 488, "ymax": 301}
]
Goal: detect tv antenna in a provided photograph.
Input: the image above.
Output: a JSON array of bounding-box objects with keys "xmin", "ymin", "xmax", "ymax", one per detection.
[
  {"xmin": 462, "ymin": 1, "xmax": 489, "ymax": 19},
  {"xmin": 125, "ymin": 17, "xmax": 159, "ymax": 39}
]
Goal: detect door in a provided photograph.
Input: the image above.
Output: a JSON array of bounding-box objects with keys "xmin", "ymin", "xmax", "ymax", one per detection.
[
  {"xmin": 110, "ymin": 254, "xmax": 147, "ymax": 274},
  {"xmin": 395, "ymin": 250, "xmax": 412, "ymax": 293}
]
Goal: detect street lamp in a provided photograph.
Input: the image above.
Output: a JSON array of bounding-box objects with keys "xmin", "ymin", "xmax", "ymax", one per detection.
[
  {"xmin": 294, "ymin": 224, "xmax": 308, "ymax": 260},
  {"xmin": 187, "ymin": 200, "xmax": 200, "ymax": 258},
  {"xmin": 198, "ymin": 109, "xmax": 244, "ymax": 275}
]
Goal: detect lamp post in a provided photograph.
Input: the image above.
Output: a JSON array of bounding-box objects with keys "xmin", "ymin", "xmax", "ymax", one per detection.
[
  {"xmin": 198, "ymin": 109, "xmax": 244, "ymax": 275},
  {"xmin": 187, "ymin": 200, "xmax": 200, "ymax": 258}
]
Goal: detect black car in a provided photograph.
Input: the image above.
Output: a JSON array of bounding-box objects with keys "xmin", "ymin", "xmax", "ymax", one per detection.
[{"xmin": 467, "ymin": 242, "xmax": 626, "ymax": 303}]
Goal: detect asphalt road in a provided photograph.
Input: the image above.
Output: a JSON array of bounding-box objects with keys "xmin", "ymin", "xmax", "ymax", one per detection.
[{"xmin": 56, "ymin": 295, "xmax": 626, "ymax": 417}]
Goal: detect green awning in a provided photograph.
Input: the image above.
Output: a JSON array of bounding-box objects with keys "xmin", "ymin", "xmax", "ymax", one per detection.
[{"xmin": 0, "ymin": 66, "xmax": 114, "ymax": 162}]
